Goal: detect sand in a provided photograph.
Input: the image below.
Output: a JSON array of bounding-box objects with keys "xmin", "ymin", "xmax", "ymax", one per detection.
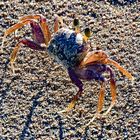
[{"xmin": 0, "ymin": 0, "xmax": 139, "ymax": 139}]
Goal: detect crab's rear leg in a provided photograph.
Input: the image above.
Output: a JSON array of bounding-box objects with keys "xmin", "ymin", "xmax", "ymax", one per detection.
[
  {"xmin": 10, "ymin": 39, "xmax": 46, "ymax": 73},
  {"xmin": 19, "ymin": 14, "xmax": 64, "ymax": 42},
  {"xmin": 19, "ymin": 14, "xmax": 43, "ymax": 21},
  {"xmin": 58, "ymin": 68, "xmax": 83, "ymax": 113}
]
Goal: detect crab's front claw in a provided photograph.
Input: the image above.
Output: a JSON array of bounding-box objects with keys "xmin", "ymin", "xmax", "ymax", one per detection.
[
  {"xmin": 80, "ymin": 51, "xmax": 108, "ymax": 67},
  {"xmin": 80, "ymin": 51, "xmax": 134, "ymax": 82}
]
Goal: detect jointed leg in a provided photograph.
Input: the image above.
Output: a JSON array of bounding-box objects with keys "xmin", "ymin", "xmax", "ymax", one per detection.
[
  {"xmin": 10, "ymin": 39, "xmax": 46, "ymax": 73},
  {"xmin": 97, "ymin": 82, "xmax": 105, "ymax": 113},
  {"xmin": 86, "ymin": 81, "xmax": 105, "ymax": 126},
  {"xmin": 103, "ymin": 66, "xmax": 116, "ymax": 116},
  {"xmin": 80, "ymin": 51, "xmax": 133, "ymax": 81},
  {"xmin": 1, "ymin": 19, "xmax": 34, "ymax": 51},
  {"xmin": 106, "ymin": 59, "xmax": 134, "ymax": 81},
  {"xmin": 20, "ymin": 14, "xmax": 52, "ymax": 46},
  {"xmin": 20, "ymin": 14, "xmax": 64, "ymax": 43},
  {"xmin": 1, "ymin": 15, "xmax": 52, "ymax": 51},
  {"xmin": 19, "ymin": 14, "xmax": 44, "ymax": 21},
  {"xmin": 30, "ymin": 21, "xmax": 45, "ymax": 44},
  {"xmin": 54, "ymin": 16, "xmax": 63, "ymax": 33},
  {"xmin": 59, "ymin": 68, "xmax": 83, "ymax": 113}
]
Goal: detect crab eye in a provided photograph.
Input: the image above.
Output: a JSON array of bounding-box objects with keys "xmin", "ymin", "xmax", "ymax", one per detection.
[
  {"xmin": 73, "ymin": 18, "xmax": 80, "ymax": 33},
  {"xmin": 84, "ymin": 28, "xmax": 91, "ymax": 38},
  {"xmin": 73, "ymin": 18, "xmax": 79, "ymax": 27}
]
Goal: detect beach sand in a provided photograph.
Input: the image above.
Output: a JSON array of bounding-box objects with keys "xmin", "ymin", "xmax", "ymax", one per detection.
[{"xmin": 0, "ymin": 0, "xmax": 139, "ymax": 139}]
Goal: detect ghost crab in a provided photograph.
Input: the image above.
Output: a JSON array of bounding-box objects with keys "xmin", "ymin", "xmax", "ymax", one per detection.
[{"xmin": 1, "ymin": 14, "xmax": 134, "ymax": 126}]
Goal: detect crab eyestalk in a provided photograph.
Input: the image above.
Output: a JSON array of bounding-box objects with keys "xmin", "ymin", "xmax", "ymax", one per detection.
[
  {"xmin": 73, "ymin": 18, "xmax": 80, "ymax": 33},
  {"xmin": 83, "ymin": 28, "xmax": 91, "ymax": 42}
]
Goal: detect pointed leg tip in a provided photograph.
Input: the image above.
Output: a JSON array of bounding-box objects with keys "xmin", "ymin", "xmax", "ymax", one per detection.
[
  {"xmin": 0, "ymin": 48, "xmax": 3, "ymax": 53},
  {"xmin": 57, "ymin": 104, "xmax": 75, "ymax": 114},
  {"xmin": 57, "ymin": 109, "xmax": 69, "ymax": 115},
  {"xmin": 10, "ymin": 62, "xmax": 15, "ymax": 74},
  {"xmin": 131, "ymin": 76, "xmax": 135, "ymax": 82},
  {"xmin": 57, "ymin": 110, "xmax": 66, "ymax": 114},
  {"xmin": 86, "ymin": 113, "xmax": 101, "ymax": 126}
]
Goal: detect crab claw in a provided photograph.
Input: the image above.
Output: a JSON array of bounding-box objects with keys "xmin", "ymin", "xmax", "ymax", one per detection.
[{"xmin": 80, "ymin": 51, "xmax": 134, "ymax": 82}]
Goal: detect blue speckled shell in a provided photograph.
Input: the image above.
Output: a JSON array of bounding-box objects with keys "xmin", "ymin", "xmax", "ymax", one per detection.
[{"xmin": 47, "ymin": 28, "xmax": 87, "ymax": 68}]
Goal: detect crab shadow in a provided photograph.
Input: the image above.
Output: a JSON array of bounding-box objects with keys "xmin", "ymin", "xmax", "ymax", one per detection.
[
  {"xmin": 107, "ymin": 0, "xmax": 137, "ymax": 6},
  {"xmin": 0, "ymin": 59, "xmax": 15, "ymax": 106},
  {"xmin": 19, "ymin": 91, "xmax": 43, "ymax": 140}
]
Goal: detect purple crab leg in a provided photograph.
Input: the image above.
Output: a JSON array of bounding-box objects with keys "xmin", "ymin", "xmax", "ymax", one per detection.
[
  {"xmin": 20, "ymin": 15, "xmax": 51, "ymax": 45},
  {"xmin": 30, "ymin": 21, "xmax": 45, "ymax": 44},
  {"xmin": 74, "ymin": 64, "xmax": 107, "ymax": 126},
  {"xmin": 59, "ymin": 68, "xmax": 83, "ymax": 113},
  {"xmin": 10, "ymin": 39, "xmax": 46, "ymax": 73}
]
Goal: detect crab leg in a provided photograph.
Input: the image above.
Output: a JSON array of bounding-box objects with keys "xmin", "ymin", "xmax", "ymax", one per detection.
[
  {"xmin": 59, "ymin": 68, "xmax": 83, "ymax": 113},
  {"xmin": 86, "ymin": 81, "xmax": 105, "ymax": 126},
  {"xmin": 106, "ymin": 59, "xmax": 134, "ymax": 80},
  {"xmin": 97, "ymin": 82, "xmax": 106, "ymax": 113},
  {"xmin": 54, "ymin": 16, "xmax": 63, "ymax": 33},
  {"xmin": 19, "ymin": 14, "xmax": 43, "ymax": 21},
  {"xmin": 20, "ymin": 14, "xmax": 51, "ymax": 45},
  {"xmin": 10, "ymin": 39, "xmax": 46, "ymax": 73},
  {"xmin": 40, "ymin": 17, "xmax": 51, "ymax": 45},
  {"xmin": 80, "ymin": 51, "xmax": 108, "ymax": 67},
  {"xmin": 103, "ymin": 67, "xmax": 117, "ymax": 116},
  {"xmin": 1, "ymin": 19, "xmax": 33, "ymax": 51},
  {"xmin": 80, "ymin": 51, "xmax": 133, "ymax": 80},
  {"xmin": 30, "ymin": 20, "xmax": 45, "ymax": 44}
]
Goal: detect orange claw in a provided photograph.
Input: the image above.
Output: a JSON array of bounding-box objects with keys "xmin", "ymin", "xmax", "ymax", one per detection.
[
  {"xmin": 80, "ymin": 51, "xmax": 133, "ymax": 81},
  {"xmin": 22, "ymin": 14, "xmax": 52, "ymax": 46},
  {"xmin": 80, "ymin": 51, "xmax": 108, "ymax": 67}
]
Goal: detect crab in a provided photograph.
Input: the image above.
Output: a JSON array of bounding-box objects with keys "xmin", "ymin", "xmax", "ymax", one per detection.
[{"xmin": 1, "ymin": 14, "xmax": 134, "ymax": 126}]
